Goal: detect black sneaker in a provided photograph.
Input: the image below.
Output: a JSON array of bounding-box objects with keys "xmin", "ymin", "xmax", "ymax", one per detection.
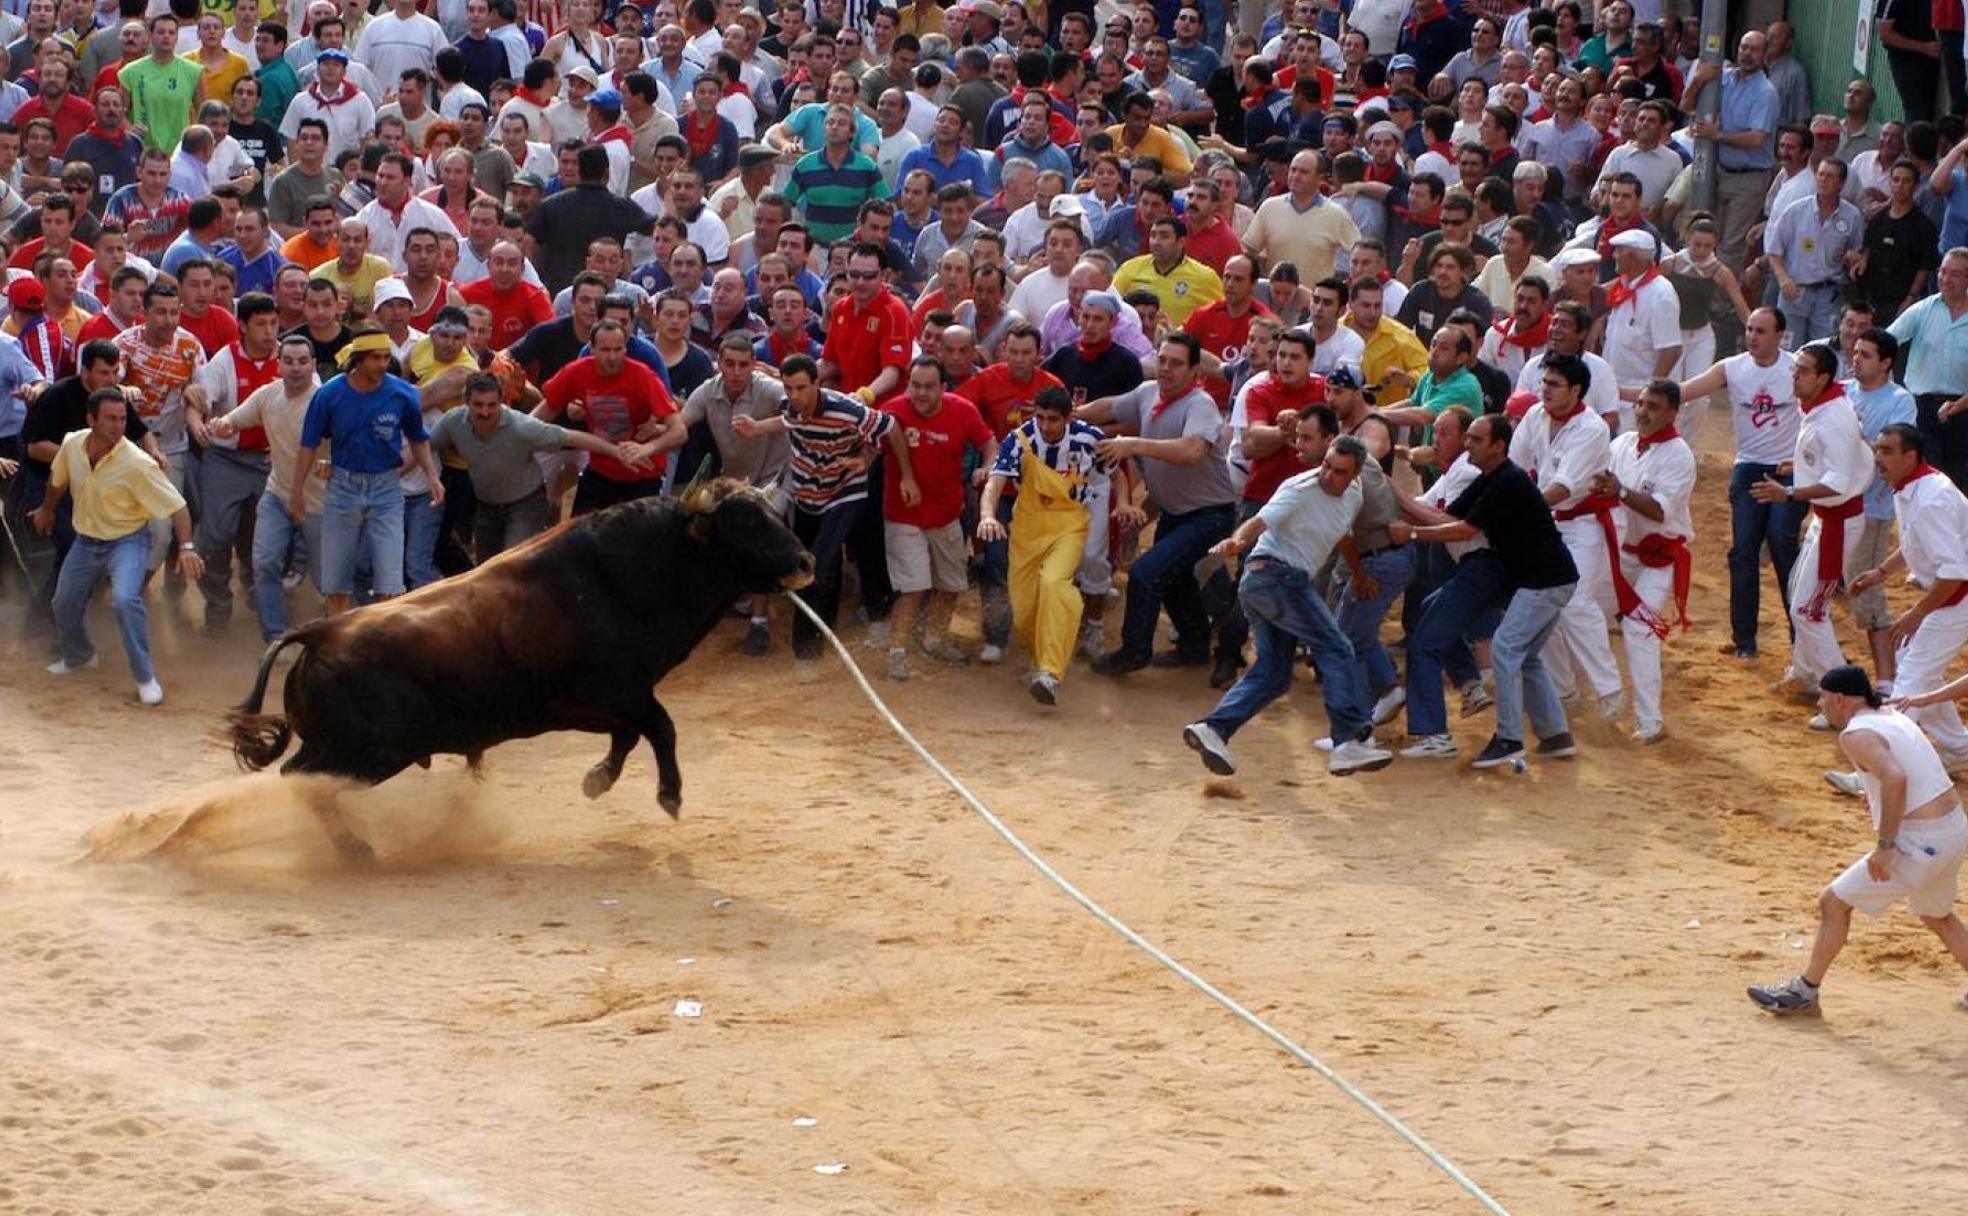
[
  {"xmin": 1747, "ymin": 975, "xmax": 1820, "ymax": 1015},
  {"xmin": 1536, "ymin": 732, "xmax": 1578, "ymax": 758},
  {"xmin": 1150, "ymin": 650, "xmax": 1210, "ymax": 669},
  {"xmin": 742, "ymin": 621, "xmax": 770, "ymax": 656},
  {"xmin": 1209, "ymin": 653, "xmax": 1243, "ymax": 689},
  {"xmin": 1091, "ymin": 650, "xmax": 1150, "ymax": 676},
  {"xmin": 1469, "ymin": 735, "xmax": 1525, "ymax": 770}
]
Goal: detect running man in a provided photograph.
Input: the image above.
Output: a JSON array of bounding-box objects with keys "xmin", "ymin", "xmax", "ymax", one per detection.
[{"xmin": 1749, "ymin": 665, "xmax": 1968, "ymax": 1015}]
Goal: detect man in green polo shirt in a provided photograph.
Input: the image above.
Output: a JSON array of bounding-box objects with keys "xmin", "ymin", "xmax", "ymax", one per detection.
[
  {"xmin": 121, "ymin": 14, "xmax": 202, "ymax": 154},
  {"xmin": 1380, "ymin": 326, "xmax": 1486, "ymax": 441},
  {"xmin": 784, "ymin": 104, "xmax": 889, "ymax": 244}
]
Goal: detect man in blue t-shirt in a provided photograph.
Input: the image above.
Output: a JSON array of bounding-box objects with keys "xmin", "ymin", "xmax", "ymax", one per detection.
[{"xmin": 295, "ymin": 327, "xmax": 443, "ymax": 614}]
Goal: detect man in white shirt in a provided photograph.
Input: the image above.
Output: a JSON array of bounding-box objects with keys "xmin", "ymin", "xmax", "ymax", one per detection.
[
  {"xmin": 1305, "ymin": 275, "xmax": 1365, "ymax": 376},
  {"xmin": 1599, "ymin": 228, "xmax": 1682, "ymax": 432},
  {"xmin": 1480, "ymin": 275, "xmax": 1551, "ymax": 386},
  {"xmin": 1750, "ymin": 342, "xmax": 1876, "ymax": 701},
  {"xmin": 355, "ymin": 0, "xmax": 449, "ymax": 88},
  {"xmin": 355, "ymin": 151, "xmax": 461, "ymax": 268},
  {"xmin": 1595, "ymin": 378, "xmax": 1696, "ymax": 743},
  {"xmin": 1516, "ymin": 301, "xmax": 1618, "ymax": 427},
  {"xmin": 1593, "ymin": 100, "xmax": 1682, "ymax": 212},
  {"xmin": 1508, "ymin": 350, "xmax": 1624, "ymax": 718},
  {"xmin": 1007, "ymin": 218, "xmax": 1079, "ymax": 324},
  {"xmin": 1856, "ymin": 425, "xmax": 1968, "ymax": 771}
]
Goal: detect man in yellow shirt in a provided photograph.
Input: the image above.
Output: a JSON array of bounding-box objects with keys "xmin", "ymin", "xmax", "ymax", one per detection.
[
  {"xmin": 1112, "ymin": 216, "xmax": 1224, "ymax": 328},
  {"xmin": 1242, "ymin": 149, "xmax": 1361, "ymax": 285},
  {"xmin": 34, "ymin": 389, "xmax": 203, "ymax": 706},
  {"xmin": 1106, "ymin": 92, "xmax": 1191, "ymax": 182},
  {"xmin": 310, "ymin": 217, "xmax": 394, "ymax": 317},
  {"xmin": 405, "ymin": 306, "xmax": 480, "ymax": 582},
  {"xmin": 1341, "ymin": 275, "xmax": 1428, "ymax": 398}
]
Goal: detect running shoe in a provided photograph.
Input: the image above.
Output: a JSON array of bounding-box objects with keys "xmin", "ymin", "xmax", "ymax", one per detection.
[
  {"xmin": 1028, "ymin": 672, "xmax": 1059, "ymax": 706},
  {"xmin": 1182, "ymin": 721, "xmax": 1236, "ymax": 775},
  {"xmin": 743, "ymin": 621, "xmax": 771, "ymax": 656},
  {"xmin": 1536, "ymin": 732, "xmax": 1579, "ymax": 758},
  {"xmin": 1823, "ymin": 770, "xmax": 1864, "ymax": 797},
  {"xmin": 137, "ymin": 679, "xmax": 164, "ymax": 706},
  {"xmin": 1372, "ymin": 685, "xmax": 1407, "ymax": 726},
  {"xmin": 46, "ymin": 654, "xmax": 98, "ymax": 675},
  {"xmin": 1330, "ymin": 739, "xmax": 1394, "ymax": 775},
  {"xmin": 1399, "ymin": 734, "xmax": 1458, "ymax": 759},
  {"xmin": 885, "ymin": 647, "xmax": 910, "ymax": 681},
  {"xmin": 978, "ymin": 643, "xmax": 1006, "ymax": 666},
  {"xmin": 1747, "ymin": 975, "xmax": 1820, "ymax": 1015},
  {"xmin": 1459, "ymin": 680, "xmax": 1493, "ymax": 717},
  {"xmin": 1469, "ymin": 735, "xmax": 1525, "ymax": 770}
]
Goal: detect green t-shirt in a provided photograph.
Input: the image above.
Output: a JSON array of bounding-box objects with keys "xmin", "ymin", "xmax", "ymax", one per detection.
[
  {"xmin": 1412, "ymin": 366, "xmax": 1485, "ymax": 444},
  {"xmin": 120, "ymin": 56, "xmax": 204, "ymax": 154}
]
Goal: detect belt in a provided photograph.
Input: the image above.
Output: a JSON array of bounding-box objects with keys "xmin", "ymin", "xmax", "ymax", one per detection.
[
  {"xmin": 1795, "ymin": 280, "xmax": 1836, "ymax": 290},
  {"xmin": 1245, "ymin": 556, "xmax": 1303, "ymax": 575},
  {"xmin": 1355, "ymin": 540, "xmax": 1408, "ymax": 559}
]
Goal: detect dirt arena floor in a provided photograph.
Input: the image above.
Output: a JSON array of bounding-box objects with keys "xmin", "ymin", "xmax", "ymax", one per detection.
[{"xmin": 5, "ymin": 414, "xmax": 1968, "ymax": 1216}]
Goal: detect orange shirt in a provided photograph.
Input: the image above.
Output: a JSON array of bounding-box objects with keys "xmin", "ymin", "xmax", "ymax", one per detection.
[{"xmin": 280, "ymin": 231, "xmax": 338, "ymax": 270}]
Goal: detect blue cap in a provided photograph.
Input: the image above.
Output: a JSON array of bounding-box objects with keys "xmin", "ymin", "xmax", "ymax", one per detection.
[
  {"xmin": 315, "ymin": 47, "xmax": 349, "ymax": 63},
  {"xmin": 1080, "ymin": 291, "xmax": 1121, "ymax": 315},
  {"xmin": 589, "ymin": 88, "xmax": 622, "ymax": 116},
  {"xmin": 1388, "ymin": 53, "xmax": 1418, "ymax": 72}
]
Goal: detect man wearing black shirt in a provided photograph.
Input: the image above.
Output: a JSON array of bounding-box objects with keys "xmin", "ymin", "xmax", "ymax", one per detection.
[
  {"xmin": 1856, "ymin": 159, "xmax": 1941, "ymax": 322},
  {"xmin": 1392, "ymin": 409, "xmax": 1580, "ymax": 767},
  {"xmin": 524, "ymin": 146, "xmax": 653, "ymax": 294},
  {"xmin": 1040, "ymin": 292, "xmax": 1144, "ymax": 407},
  {"xmin": 19, "ymin": 341, "xmax": 158, "ymax": 620},
  {"xmin": 282, "ymin": 278, "xmax": 353, "ymax": 369}
]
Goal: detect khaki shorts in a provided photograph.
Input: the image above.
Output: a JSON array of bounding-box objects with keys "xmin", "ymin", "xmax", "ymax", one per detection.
[
  {"xmin": 1849, "ymin": 516, "xmax": 1894, "ymax": 631},
  {"xmin": 885, "ymin": 519, "xmax": 968, "ymax": 593},
  {"xmin": 1830, "ymin": 809, "xmax": 1968, "ymax": 919}
]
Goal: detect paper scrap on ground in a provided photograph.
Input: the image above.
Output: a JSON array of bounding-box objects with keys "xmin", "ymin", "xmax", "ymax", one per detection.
[
  {"xmin": 712, "ymin": 898, "xmax": 733, "ymax": 909},
  {"xmin": 674, "ymin": 999, "xmax": 703, "ymax": 1019},
  {"xmin": 793, "ymin": 1116, "xmax": 817, "ymax": 1127},
  {"xmin": 1684, "ymin": 918, "xmax": 1701, "ymax": 929},
  {"xmin": 813, "ymin": 1162, "xmax": 848, "ymax": 1175}
]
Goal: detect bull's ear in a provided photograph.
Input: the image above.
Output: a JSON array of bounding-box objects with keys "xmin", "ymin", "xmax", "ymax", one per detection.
[{"xmin": 679, "ymin": 454, "xmax": 715, "ymax": 511}]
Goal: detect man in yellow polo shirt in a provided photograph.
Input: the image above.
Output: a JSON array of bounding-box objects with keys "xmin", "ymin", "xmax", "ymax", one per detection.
[
  {"xmin": 1107, "ymin": 91, "xmax": 1192, "ymax": 182},
  {"xmin": 34, "ymin": 388, "xmax": 203, "ymax": 706},
  {"xmin": 1341, "ymin": 274, "xmax": 1428, "ymax": 398},
  {"xmin": 310, "ymin": 216, "xmax": 394, "ymax": 318},
  {"xmin": 1113, "ymin": 216, "xmax": 1224, "ymax": 329}
]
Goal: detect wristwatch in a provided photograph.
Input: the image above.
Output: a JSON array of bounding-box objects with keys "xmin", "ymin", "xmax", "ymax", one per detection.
[
  {"xmin": 1877, "ymin": 837, "xmax": 1898, "ymax": 851},
  {"xmin": 180, "ymin": 541, "xmax": 196, "ymax": 552}
]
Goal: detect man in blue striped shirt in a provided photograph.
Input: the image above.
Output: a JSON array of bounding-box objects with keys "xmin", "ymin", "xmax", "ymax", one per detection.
[{"xmin": 784, "ymin": 105, "xmax": 890, "ymax": 244}]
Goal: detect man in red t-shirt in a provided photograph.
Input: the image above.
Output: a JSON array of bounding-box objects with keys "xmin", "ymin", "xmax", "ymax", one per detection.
[
  {"xmin": 876, "ymin": 355, "xmax": 995, "ymax": 680},
  {"xmin": 1181, "ymin": 178, "xmax": 1243, "ymax": 272},
  {"xmin": 820, "ymin": 242, "xmax": 912, "ymax": 399},
  {"xmin": 537, "ymin": 319, "xmax": 680, "ymax": 514},
  {"xmin": 1236, "ymin": 329, "xmax": 1328, "ymax": 508},
  {"xmin": 176, "ymin": 260, "xmax": 240, "ymax": 356},
  {"xmin": 460, "ymin": 240, "xmax": 554, "ymax": 351},
  {"xmin": 1183, "ymin": 254, "xmax": 1273, "ymax": 407},
  {"xmin": 10, "ymin": 194, "xmax": 94, "ymax": 272}
]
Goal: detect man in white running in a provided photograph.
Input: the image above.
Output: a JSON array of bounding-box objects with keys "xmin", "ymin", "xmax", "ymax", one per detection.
[
  {"xmin": 1849, "ymin": 424, "xmax": 1968, "ymax": 773},
  {"xmin": 1750, "ymin": 343, "xmax": 1874, "ymax": 705},
  {"xmin": 1749, "ymin": 665, "xmax": 1968, "ymax": 1015},
  {"xmin": 1508, "ymin": 347, "xmax": 1624, "ymax": 719},
  {"xmin": 1593, "ymin": 378, "xmax": 1695, "ymax": 744}
]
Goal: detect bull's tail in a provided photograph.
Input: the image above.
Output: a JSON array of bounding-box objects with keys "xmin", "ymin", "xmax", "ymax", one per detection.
[{"xmin": 227, "ymin": 635, "xmax": 306, "ymax": 771}]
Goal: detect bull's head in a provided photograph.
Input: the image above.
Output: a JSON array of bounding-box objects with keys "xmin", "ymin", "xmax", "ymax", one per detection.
[{"xmin": 684, "ymin": 473, "xmax": 815, "ymax": 591}]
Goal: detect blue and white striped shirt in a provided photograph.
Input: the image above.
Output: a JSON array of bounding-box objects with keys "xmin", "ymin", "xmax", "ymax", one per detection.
[{"xmin": 990, "ymin": 418, "xmax": 1113, "ymax": 504}]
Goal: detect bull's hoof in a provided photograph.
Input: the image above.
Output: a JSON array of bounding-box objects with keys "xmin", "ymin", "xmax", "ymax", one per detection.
[
  {"xmin": 658, "ymin": 789, "xmax": 682, "ymax": 819},
  {"xmin": 583, "ymin": 764, "xmax": 619, "ymax": 799}
]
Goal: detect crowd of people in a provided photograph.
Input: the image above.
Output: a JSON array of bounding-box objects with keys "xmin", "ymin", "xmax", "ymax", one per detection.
[{"xmin": 5, "ymin": 1, "xmax": 1968, "ymax": 1003}]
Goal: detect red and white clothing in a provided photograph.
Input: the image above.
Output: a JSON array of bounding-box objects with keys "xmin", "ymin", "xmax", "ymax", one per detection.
[
  {"xmin": 1889, "ymin": 465, "xmax": 1968, "ymax": 763},
  {"xmin": 195, "ymin": 344, "xmax": 281, "ymax": 451},
  {"xmin": 1719, "ymin": 350, "xmax": 1799, "ymax": 467},
  {"xmin": 459, "ymin": 277, "xmax": 554, "ymax": 351},
  {"xmin": 1515, "ymin": 348, "xmax": 1619, "ymax": 423},
  {"xmin": 1479, "ymin": 311, "xmax": 1550, "ymax": 385},
  {"xmin": 1509, "ymin": 402, "xmax": 1621, "ymax": 701},
  {"xmin": 1599, "ymin": 266, "xmax": 1680, "ymax": 431},
  {"xmin": 541, "ymin": 357, "xmax": 675, "ymax": 482},
  {"xmin": 1828, "ymin": 709, "xmax": 1968, "ymax": 919},
  {"xmin": 278, "ymin": 80, "xmax": 378, "ymax": 162},
  {"xmin": 401, "ymin": 276, "xmax": 461, "ymax": 332},
  {"xmin": 352, "ymin": 193, "xmax": 461, "ymax": 269},
  {"xmin": 876, "ymin": 393, "xmax": 994, "ymax": 530},
  {"xmin": 113, "ymin": 324, "xmax": 206, "ymax": 455},
  {"xmin": 1786, "ymin": 386, "xmax": 1875, "ymax": 685},
  {"xmin": 1609, "ymin": 426, "xmax": 1696, "ymax": 736},
  {"xmin": 1425, "ymin": 451, "xmax": 1487, "ymax": 561},
  {"xmin": 820, "ymin": 289, "xmax": 911, "ymax": 395}
]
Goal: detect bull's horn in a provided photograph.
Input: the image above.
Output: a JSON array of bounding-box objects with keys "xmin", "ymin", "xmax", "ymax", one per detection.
[{"xmin": 680, "ymin": 455, "xmax": 715, "ymax": 509}]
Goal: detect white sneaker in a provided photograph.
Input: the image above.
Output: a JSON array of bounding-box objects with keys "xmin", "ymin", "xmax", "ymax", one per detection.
[
  {"xmin": 1631, "ymin": 725, "xmax": 1666, "ymax": 745},
  {"xmin": 978, "ymin": 643, "xmax": 1005, "ymax": 665},
  {"xmin": 1371, "ymin": 685, "xmax": 1406, "ymax": 726},
  {"xmin": 282, "ymin": 569, "xmax": 304, "ymax": 590},
  {"xmin": 1329, "ymin": 739, "xmax": 1394, "ymax": 775},
  {"xmin": 863, "ymin": 619, "xmax": 892, "ymax": 648},
  {"xmin": 1596, "ymin": 690, "xmax": 1626, "ymax": 721},
  {"xmin": 1808, "ymin": 712, "xmax": 1832, "ymax": 731},
  {"xmin": 1077, "ymin": 623, "xmax": 1105, "ymax": 659},
  {"xmin": 793, "ymin": 660, "xmax": 820, "ymax": 685},
  {"xmin": 46, "ymin": 655, "xmax": 98, "ymax": 675},
  {"xmin": 1458, "ymin": 680, "xmax": 1493, "ymax": 717},
  {"xmin": 1182, "ymin": 722, "xmax": 1236, "ymax": 775},
  {"xmin": 1028, "ymin": 672, "xmax": 1059, "ymax": 706},
  {"xmin": 1312, "ymin": 736, "xmax": 1335, "ymax": 752},
  {"xmin": 885, "ymin": 646, "xmax": 909, "ymax": 681},
  {"xmin": 1399, "ymin": 734, "xmax": 1458, "ymax": 759},
  {"xmin": 136, "ymin": 679, "xmax": 164, "ymax": 706},
  {"xmin": 1823, "ymin": 769, "xmax": 1865, "ymax": 797}
]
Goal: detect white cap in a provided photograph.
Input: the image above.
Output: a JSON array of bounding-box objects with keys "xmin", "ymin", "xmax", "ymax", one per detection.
[
  {"xmin": 1608, "ymin": 229, "xmax": 1656, "ymax": 253},
  {"xmin": 1549, "ymin": 247, "xmax": 1601, "ymax": 270},
  {"xmin": 1048, "ymin": 193, "xmax": 1085, "ymax": 219},
  {"xmin": 371, "ymin": 278, "xmax": 412, "ymax": 308}
]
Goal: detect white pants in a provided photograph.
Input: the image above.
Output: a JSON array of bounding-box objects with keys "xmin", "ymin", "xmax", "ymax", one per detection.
[
  {"xmin": 1676, "ymin": 324, "xmax": 1718, "ymax": 430},
  {"xmin": 1786, "ymin": 512, "xmax": 1867, "ymax": 687},
  {"xmin": 1618, "ymin": 558, "xmax": 1677, "ymax": 734},
  {"xmin": 1545, "ymin": 516, "xmax": 1623, "ymax": 701},
  {"xmin": 1894, "ymin": 599, "xmax": 1968, "ymax": 759}
]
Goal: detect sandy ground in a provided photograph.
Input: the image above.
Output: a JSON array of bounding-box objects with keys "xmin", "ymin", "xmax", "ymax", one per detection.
[{"xmin": 6, "ymin": 414, "xmax": 1968, "ymax": 1216}]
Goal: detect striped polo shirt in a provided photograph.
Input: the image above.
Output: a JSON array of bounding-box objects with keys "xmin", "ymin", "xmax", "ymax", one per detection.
[
  {"xmin": 784, "ymin": 147, "xmax": 890, "ymax": 244},
  {"xmin": 785, "ymin": 390, "xmax": 895, "ymax": 512}
]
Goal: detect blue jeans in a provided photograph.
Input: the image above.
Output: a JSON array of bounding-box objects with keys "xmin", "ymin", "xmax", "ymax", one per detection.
[
  {"xmin": 1779, "ymin": 283, "xmax": 1841, "ymax": 346},
  {"xmin": 1119, "ymin": 502, "xmax": 1236, "ymax": 661},
  {"xmin": 1491, "ymin": 582, "xmax": 1577, "ymax": 744},
  {"xmin": 52, "ymin": 527, "xmax": 154, "ymax": 683},
  {"xmin": 320, "ymin": 468, "xmax": 406, "ymax": 596},
  {"xmin": 1405, "ymin": 552, "xmax": 1509, "ymax": 737},
  {"xmin": 1336, "ymin": 543, "xmax": 1415, "ymax": 697},
  {"xmin": 1203, "ymin": 558, "xmax": 1367, "ymax": 744},
  {"xmin": 1727, "ymin": 461, "xmax": 1805, "ymax": 650},
  {"xmin": 402, "ymin": 491, "xmax": 442, "ymax": 590},
  {"xmin": 251, "ymin": 488, "xmax": 320, "ymax": 640}
]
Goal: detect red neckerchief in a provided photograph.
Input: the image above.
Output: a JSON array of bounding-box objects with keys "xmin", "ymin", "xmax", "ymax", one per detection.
[
  {"xmin": 1894, "ymin": 462, "xmax": 1943, "ymax": 491},
  {"xmin": 684, "ymin": 110, "xmax": 721, "ymax": 160},
  {"xmin": 1149, "ymin": 388, "xmax": 1190, "ymax": 421},
  {"xmin": 1426, "ymin": 139, "xmax": 1453, "ymax": 159},
  {"xmin": 1596, "ymin": 214, "xmax": 1646, "ymax": 266},
  {"xmin": 1637, "ymin": 424, "xmax": 1681, "ymax": 452},
  {"xmin": 308, "ymin": 79, "xmax": 359, "ymax": 107},
  {"xmin": 723, "ymin": 79, "xmax": 749, "ymax": 99},
  {"xmin": 1493, "ymin": 311, "xmax": 1550, "ymax": 351},
  {"xmin": 515, "ymin": 85, "xmax": 551, "ymax": 107},
  {"xmin": 81, "ymin": 121, "xmax": 128, "ymax": 142},
  {"xmin": 1605, "ymin": 264, "xmax": 1659, "ymax": 310},
  {"xmin": 1800, "ymin": 383, "xmax": 1845, "ymax": 414},
  {"xmin": 593, "ymin": 123, "xmax": 631, "ymax": 146},
  {"xmin": 1076, "ymin": 335, "xmax": 1113, "ymax": 362},
  {"xmin": 767, "ymin": 328, "xmax": 807, "ymax": 364}
]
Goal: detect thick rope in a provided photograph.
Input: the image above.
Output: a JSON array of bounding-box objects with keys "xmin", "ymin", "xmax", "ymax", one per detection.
[{"xmin": 785, "ymin": 594, "xmax": 1517, "ymax": 1216}]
